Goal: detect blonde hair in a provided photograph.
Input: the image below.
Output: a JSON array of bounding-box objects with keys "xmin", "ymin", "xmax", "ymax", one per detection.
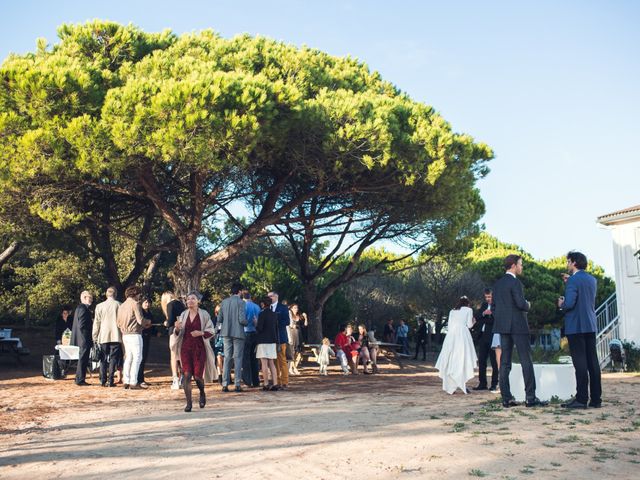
[
  {"xmin": 161, "ymin": 291, "xmax": 175, "ymax": 319},
  {"xmin": 322, "ymin": 337, "xmax": 330, "ymax": 345}
]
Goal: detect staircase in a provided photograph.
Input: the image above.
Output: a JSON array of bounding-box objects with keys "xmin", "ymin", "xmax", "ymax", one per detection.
[{"xmin": 595, "ymin": 293, "xmax": 621, "ymax": 368}]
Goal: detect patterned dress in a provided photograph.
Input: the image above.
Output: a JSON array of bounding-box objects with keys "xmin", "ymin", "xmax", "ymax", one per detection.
[{"xmin": 180, "ymin": 313, "xmax": 213, "ymax": 378}]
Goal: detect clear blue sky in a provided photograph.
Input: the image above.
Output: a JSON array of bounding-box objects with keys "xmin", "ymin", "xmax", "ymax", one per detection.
[{"xmin": 2, "ymin": 1, "xmax": 638, "ymax": 275}]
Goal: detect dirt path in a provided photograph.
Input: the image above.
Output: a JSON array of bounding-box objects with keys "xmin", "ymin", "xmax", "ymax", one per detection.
[{"xmin": 1, "ymin": 363, "xmax": 639, "ymax": 479}]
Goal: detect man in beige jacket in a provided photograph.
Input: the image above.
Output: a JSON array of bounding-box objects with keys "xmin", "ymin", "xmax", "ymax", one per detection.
[
  {"xmin": 92, "ymin": 287, "xmax": 122, "ymax": 387},
  {"xmin": 117, "ymin": 286, "xmax": 146, "ymax": 390}
]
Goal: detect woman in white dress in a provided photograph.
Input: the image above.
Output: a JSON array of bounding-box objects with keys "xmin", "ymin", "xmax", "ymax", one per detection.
[{"xmin": 435, "ymin": 296, "xmax": 478, "ymax": 394}]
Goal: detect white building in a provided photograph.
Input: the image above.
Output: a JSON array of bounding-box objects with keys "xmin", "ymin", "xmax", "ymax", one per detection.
[{"xmin": 597, "ymin": 204, "xmax": 640, "ymax": 345}]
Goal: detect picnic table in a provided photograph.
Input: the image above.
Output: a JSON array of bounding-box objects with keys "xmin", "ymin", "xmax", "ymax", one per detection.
[
  {"xmin": 301, "ymin": 341, "xmax": 406, "ymax": 369},
  {"xmin": 0, "ymin": 329, "xmax": 29, "ymax": 364}
]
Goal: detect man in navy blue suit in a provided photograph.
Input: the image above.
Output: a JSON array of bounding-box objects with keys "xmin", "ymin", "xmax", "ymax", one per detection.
[{"xmin": 558, "ymin": 251, "xmax": 602, "ymax": 409}]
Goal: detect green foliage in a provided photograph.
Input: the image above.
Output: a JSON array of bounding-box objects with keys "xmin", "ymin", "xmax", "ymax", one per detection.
[
  {"xmin": 622, "ymin": 341, "xmax": 640, "ymax": 372},
  {"xmin": 241, "ymin": 256, "xmax": 302, "ymax": 302},
  {"xmin": 0, "ymin": 248, "xmax": 104, "ymax": 323}
]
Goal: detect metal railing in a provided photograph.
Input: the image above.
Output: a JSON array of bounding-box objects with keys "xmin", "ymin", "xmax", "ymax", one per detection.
[
  {"xmin": 596, "ymin": 321, "xmax": 621, "ymax": 369},
  {"xmin": 595, "ymin": 293, "xmax": 620, "ymax": 368},
  {"xmin": 596, "ymin": 292, "xmax": 618, "ymax": 334}
]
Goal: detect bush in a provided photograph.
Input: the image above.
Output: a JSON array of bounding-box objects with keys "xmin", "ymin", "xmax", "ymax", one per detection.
[{"xmin": 622, "ymin": 341, "xmax": 640, "ymax": 372}]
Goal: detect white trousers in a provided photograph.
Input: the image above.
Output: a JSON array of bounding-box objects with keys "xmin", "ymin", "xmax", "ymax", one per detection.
[{"xmin": 122, "ymin": 334, "xmax": 143, "ymax": 386}]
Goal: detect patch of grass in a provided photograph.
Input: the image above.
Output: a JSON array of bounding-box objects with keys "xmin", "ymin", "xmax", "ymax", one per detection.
[
  {"xmin": 542, "ymin": 442, "xmax": 555, "ymax": 448},
  {"xmin": 464, "ymin": 412, "xmax": 475, "ymax": 420},
  {"xmin": 593, "ymin": 447, "xmax": 617, "ymax": 463},
  {"xmin": 519, "ymin": 465, "xmax": 535, "ymax": 474},
  {"xmin": 557, "ymin": 434, "xmax": 580, "ymax": 443},
  {"xmin": 596, "ymin": 413, "xmax": 611, "ymax": 421},
  {"xmin": 565, "ymin": 450, "xmax": 586, "ymax": 455},
  {"xmin": 629, "ymin": 459, "xmax": 640, "ymax": 465},
  {"xmin": 451, "ymin": 422, "xmax": 466, "ymax": 433},
  {"xmin": 628, "ymin": 448, "xmax": 640, "ymax": 456},
  {"xmin": 430, "ymin": 415, "xmax": 440, "ymax": 420},
  {"xmin": 575, "ymin": 418, "xmax": 592, "ymax": 425},
  {"xmin": 468, "ymin": 469, "xmax": 488, "ymax": 477},
  {"xmin": 514, "ymin": 438, "xmax": 525, "ymax": 445},
  {"xmin": 550, "ymin": 462, "xmax": 562, "ymax": 467}
]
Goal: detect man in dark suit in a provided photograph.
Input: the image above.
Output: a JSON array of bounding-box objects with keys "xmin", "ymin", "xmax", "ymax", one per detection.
[
  {"xmin": 493, "ymin": 255, "xmax": 546, "ymax": 407},
  {"xmin": 474, "ymin": 288, "xmax": 498, "ymax": 391},
  {"xmin": 268, "ymin": 291, "xmax": 290, "ymax": 389},
  {"xmin": 558, "ymin": 251, "xmax": 601, "ymax": 409},
  {"xmin": 71, "ymin": 290, "xmax": 94, "ymax": 386}
]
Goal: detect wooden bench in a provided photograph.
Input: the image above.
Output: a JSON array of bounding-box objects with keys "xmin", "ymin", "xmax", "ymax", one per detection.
[{"xmin": 301, "ymin": 342, "xmax": 406, "ymax": 369}]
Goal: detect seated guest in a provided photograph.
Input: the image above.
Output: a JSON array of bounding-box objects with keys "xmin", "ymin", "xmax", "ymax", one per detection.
[
  {"xmin": 334, "ymin": 324, "xmax": 359, "ymax": 375},
  {"xmin": 357, "ymin": 324, "xmax": 379, "ymax": 374}
]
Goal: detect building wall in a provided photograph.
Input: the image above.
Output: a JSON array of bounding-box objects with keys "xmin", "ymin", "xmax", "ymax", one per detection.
[{"xmin": 610, "ymin": 219, "xmax": 640, "ymax": 344}]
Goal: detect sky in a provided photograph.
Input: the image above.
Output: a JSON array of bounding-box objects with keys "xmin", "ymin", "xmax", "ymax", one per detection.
[{"xmin": 1, "ymin": 0, "xmax": 638, "ymax": 275}]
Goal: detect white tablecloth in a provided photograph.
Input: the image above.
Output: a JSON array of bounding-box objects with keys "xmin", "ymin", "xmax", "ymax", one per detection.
[
  {"xmin": 509, "ymin": 363, "xmax": 576, "ymax": 402},
  {"xmin": 55, "ymin": 345, "xmax": 80, "ymax": 360}
]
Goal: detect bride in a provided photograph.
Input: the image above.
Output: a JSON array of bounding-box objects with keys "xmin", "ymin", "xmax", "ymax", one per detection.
[{"xmin": 435, "ymin": 296, "xmax": 478, "ymax": 394}]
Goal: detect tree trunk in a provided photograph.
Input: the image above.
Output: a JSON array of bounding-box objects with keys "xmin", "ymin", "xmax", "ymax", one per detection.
[
  {"xmin": 303, "ymin": 285, "xmax": 324, "ymax": 343},
  {"xmin": 435, "ymin": 309, "xmax": 444, "ymax": 345},
  {"xmin": 171, "ymin": 240, "xmax": 201, "ymax": 297},
  {"xmin": 24, "ymin": 298, "xmax": 30, "ymax": 329}
]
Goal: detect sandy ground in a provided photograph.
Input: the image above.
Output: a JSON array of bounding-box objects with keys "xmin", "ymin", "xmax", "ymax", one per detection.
[{"xmin": 1, "ymin": 357, "xmax": 639, "ymax": 480}]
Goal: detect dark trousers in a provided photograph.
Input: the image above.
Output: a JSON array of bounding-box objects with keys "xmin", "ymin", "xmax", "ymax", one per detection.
[
  {"xmin": 242, "ymin": 332, "xmax": 260, "ymax": 387},
  {"xmin": 414, "ymin": 337, "xmax": 427, "ymax": 359},
  {"xmin": 397, "ymin": 337, "xmax": 408, "ymax": 354},
  {"xmin": 499, "ymin": 333, "xmax": 536, "ymax": 402},
  {"xmin": 75, "ymin": 344, "xmax": 91, "ymax": 384},
  {"xmin": 100, "ymin": 342, "xmax": 122, "ymax": 385},
  {"xmin": 477, "ymin": 334, "xmax": 498, "ymax": 388},
  {"xmin": 567, "ymin": 332, "xmax": 601, "ymax": 404},
  {"xmin": 137, "ymin": 335, "xmax": 151, "ymax": 384}
]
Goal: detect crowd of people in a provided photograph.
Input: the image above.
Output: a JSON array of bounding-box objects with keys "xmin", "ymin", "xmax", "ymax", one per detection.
[
  {"xmin": 434, "ymin": 251, "xmax": 602, "ymax": 410},
  {"xmin": 56, "ymin": 251, "xmax": 602, "ymax": 412}
]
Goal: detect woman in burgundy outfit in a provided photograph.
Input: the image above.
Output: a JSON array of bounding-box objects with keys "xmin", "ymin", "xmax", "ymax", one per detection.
[{"xmin": 174, "ymin": 292, "xmax": 216, "ymax": 412}]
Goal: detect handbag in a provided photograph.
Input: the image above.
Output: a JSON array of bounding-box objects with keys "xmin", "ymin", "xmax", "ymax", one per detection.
[{"xmin": 90, "ymin": 344, "xmax": 101, "ymax": 363}]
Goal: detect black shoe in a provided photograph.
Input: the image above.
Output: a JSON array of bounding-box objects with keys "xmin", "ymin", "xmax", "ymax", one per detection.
[
  {"xmin": 561, "ymin": 399, "xmax": 587, "ymax": 409},
  {"xmin": 489, "ymin": 386, "xmax": 498, "ymax": 392},
  {"xmin": 199, "ymin": 392, "xmax": 206, "ymax": 408},
  {"xmin": 502, "ymin": 399, "xmax": 519, "ymax": 408},
  {"xmin": 76, "ymin": 381, "xmax": 90, "ymax": 386},
  {"xmin": 473, "ymin": 385, "xmax": 488, "ymax": 391},
  {"xmin": 101, "ymin": 382, "xmax": 107, "ymax": 387},
  {"xmin": 526, "ymin": 397, "xmax": 549, "ymax": 408},
  {"xmin": 184, "ymin": 402, "xmax": 192, "ymax": 412},
  {"xmin": 234, "ymin": 386, "xmax": 243, "ymax": 393},
  {"xmin": 123, "ymin": 384, "xmax": 130, "ymax": 389},
  {"xmin": 222, "ymin": 386, "xmax": 229, "ymax": 392},
  {"xmin": 588, "ymin": 401, "xmax": 602, "ymax": 408},
  {"xmin": 108, "ymin": 382, "xmax": 116, "ymax": 387}
]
